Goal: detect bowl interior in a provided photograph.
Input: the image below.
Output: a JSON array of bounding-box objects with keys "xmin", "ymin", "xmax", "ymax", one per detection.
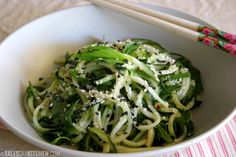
[{"xmin": 0, "ymin": 4, "xmax": 236, "ymax": 157}]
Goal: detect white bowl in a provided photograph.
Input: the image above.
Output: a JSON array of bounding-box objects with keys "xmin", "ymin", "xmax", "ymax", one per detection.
[{"xmin": 0, "ymin": 4, "xmax": 235, "ymax": 157}]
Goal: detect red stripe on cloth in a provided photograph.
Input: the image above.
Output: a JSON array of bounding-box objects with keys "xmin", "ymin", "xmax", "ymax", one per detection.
[
  {"xmin": 174, "ymin": 151, "xmax": 180, "ymax": 157},
  {"xmin": 225, "ymin": 124, "xmax": 236, "ymax": 152},
  {"xmin": 186, "ymin": 147, "xmax": 193, "ymax": 157},
  {"xmin": 233, "ymin": 115, "xmax": 236, "ymax": 123},
  {"xmin": 217, "ymin": 131, "xmax": 229, "ymax": 157},
  {"xmin": 207, "ymin": 137, "xmax": 217, "ymax": 157},
  {"xmin": 197, "ymin": 143, "xmax": 205, "ymax": 157}
]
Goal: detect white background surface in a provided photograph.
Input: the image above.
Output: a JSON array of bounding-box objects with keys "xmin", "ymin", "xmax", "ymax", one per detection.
[{"xmin": 0, "ymin": 0, "xmax": 235, "ymax": 156}]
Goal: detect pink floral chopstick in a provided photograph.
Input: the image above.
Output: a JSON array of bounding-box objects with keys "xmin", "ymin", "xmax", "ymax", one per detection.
[
  {"xmin": 90, "ymin": 0, "xmax": 236, "ymax": 55},
  {"xmin": 197, "ymin": 25, "xmax": 236, "ymax": 55},
  {"xmin": 198, "ymin": 25, "xmax": 236, "ymax": 45},
  {"xmin": 198, "ymin": 34, "xmax": 236, "ymax": 55}
]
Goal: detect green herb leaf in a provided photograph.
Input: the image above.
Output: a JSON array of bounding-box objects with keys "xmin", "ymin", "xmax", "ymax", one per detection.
[
  {"xmin": 76, "ymin": 46, "xmax": 128, "ymax": 64},
  {"xmin": 155, "ymin": 125, "xmax": 173, "ymax": 143}
]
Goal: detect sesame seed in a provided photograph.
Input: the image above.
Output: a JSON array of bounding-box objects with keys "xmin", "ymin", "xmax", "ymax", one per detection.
[
  {"xmin": 121, "ymin": 111, "xmax": 128, "ymax": 116},
  {"xmin": 123, "ymin": 59, "xmax": 128, "ymax": 63},
  {"xmin": 120, "ymin": 99, "xmax": 126, "ymax": 102}
]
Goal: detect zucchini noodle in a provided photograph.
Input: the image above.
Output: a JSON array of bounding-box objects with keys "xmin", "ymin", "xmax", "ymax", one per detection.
[
  {"xmin": 24, "ymin": 38, "xmax": 203, "ymax": 153},
  {"xmin": 123, "ymin": 139, "xmax": 146, "ymax": 147}
]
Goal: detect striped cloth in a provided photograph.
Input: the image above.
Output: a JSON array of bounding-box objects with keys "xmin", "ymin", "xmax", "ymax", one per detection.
[
  {"xmin": 0, "ymin": 115, "xmax": 235, "ymax": 156},
  {"xmin": 162, "ymin": 115, "xmax": 236, "ymax": 157}
]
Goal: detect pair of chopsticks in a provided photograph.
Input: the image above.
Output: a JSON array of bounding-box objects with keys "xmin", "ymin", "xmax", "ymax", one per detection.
[{"xmin": 89, "ymin": 0, "xmax": 236, "ymax": 55}]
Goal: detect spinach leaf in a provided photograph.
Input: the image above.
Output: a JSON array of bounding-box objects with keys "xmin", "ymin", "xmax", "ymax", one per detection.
[
  {"xmin": 176, "ymin": 57, "xmax": 203, "ymax": 96},
  {"xmin": 51, "ymin": 96, "xmax": 66, "ymax": 126},
  {"xmin": 186, "ymin": 120, "xmax": 195, "ymax": 137},
  {"xmin": 41, "ymin": 131, "xmax": 61, "ymax": 142},
  {"xmin": 40, "ymin": 96, "xmax": 79, "ymax": 136},
  {"xmin": 181, "ymin": 111, "xmax": 195, "ymax": 137},
  {"xmin": 159, "ymin": 81, "xmax": 181, "ymax": 100},
  {"xmin": 64, "ymin": 103, "xmax": 80, "ymax": 136},
  {"xmin": 174, "ymin": 117, "xmax": 186, "ymax": 137},
  {"xmin": 123, "ymin": 43, "xmax": 139, "ymax": 55},
  {"xmin": 155, "ymin": 125, "xmax": 173, "ymax": 143},
  {"xmin": 168, "ymin": 72, "xmax": 190, "ymax": 80},
  {"xmin": 136, "ymin": 112, "xmax": 146, "ymax": 125},
  {"xmin": 96, "ymin": 80, "xmax": 115, "ymax": 91},
  {"xmin": 176, "ymin": 111, "xmax": 195, "ymax": 137}
]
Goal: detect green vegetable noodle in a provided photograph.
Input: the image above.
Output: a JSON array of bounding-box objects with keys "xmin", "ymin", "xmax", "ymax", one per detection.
[{"xmin": 24, "ymin": 39, "xmax": 203, "ymax": 153}]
